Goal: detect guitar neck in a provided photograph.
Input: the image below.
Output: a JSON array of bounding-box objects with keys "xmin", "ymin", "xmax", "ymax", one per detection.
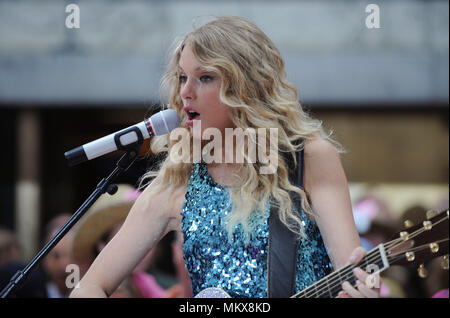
[{"xmin": 292, "ymin": 244, "xmax": 390, "ymax": 298}]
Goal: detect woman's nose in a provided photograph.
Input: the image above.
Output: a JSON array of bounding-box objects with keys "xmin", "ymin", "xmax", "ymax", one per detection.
[{"xmin": 180, "ymin": 78, "xmax": 196, "ymax": 101}]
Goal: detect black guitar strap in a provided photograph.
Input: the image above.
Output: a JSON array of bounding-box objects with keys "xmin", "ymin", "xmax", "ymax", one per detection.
[{"xmin": 268, "ymin": 145, "xmax": 304, "ymax": 298}]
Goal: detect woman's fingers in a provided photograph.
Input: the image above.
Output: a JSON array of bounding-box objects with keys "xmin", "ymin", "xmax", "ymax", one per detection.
[
  {"xmin": 348, "ymin": 246, "xmax": 367, "ymax": 264},
  {"xmin": 340, "ymin": 267, "xmax": 380, "ymax": 298},
  {"xmin": 356, "ymin": 281, "xmax": 379, "ymax": 298},
  {"xmin": 341, "ymin": 281, "xmax": 363, "ymax": 298},
  {"xmin": 353, "ymin": 267, "xmax": 369, "ymax": 284},
  {"xmin": 339, "ymin": 247, "xmax": 381, "ymax": 298}
]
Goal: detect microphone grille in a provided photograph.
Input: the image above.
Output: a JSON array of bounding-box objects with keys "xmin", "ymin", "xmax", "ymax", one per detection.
[{"xmin": 150, "ymin": 109, "xmax": 180, "ymax": 135}]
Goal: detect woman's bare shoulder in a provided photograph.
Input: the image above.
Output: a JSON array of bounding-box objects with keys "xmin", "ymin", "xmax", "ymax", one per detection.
[
  {"xmin": 138, "ymin": 173, "xmax": 187, "ymax": 222},
  {"xmin": 304, "ymin": 137, "xmax": 339, "ymax": 159},
  {"xmin": 303, "ymin": 137, "xmax": 346, "ymax": 199}
]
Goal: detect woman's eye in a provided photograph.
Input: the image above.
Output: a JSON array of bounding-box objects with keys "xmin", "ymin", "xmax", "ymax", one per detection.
[
  {"xmin": 178, "ymin": 74, "xmax": 187, "ymax": 83},
  {"xmin": 178, "ymin": 74, "xmax": 214, "ymax": 84},
  {"xmin": 200, "ymin": 75, "xmax": 214, "ymax": 83}
]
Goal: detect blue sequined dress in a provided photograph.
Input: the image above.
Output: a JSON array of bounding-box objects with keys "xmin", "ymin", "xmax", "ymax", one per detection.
[{"xmin": 181, "ymin": 162, "xmax": 333, "ymax": 298}]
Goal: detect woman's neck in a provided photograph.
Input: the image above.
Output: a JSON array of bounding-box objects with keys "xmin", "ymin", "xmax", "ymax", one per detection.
[{"xmin": 206, "ymin": 162, "xmax": 242, "ymax": 188}]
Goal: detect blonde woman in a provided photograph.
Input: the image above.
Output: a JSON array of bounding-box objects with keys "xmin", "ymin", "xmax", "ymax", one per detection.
[{"xmin": 70, "ymin": 16, "xmax": 378, "ymax": 298}]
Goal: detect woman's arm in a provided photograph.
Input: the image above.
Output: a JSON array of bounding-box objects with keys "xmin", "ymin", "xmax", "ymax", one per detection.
[
  {"xmin": 303, "ymin": 138, "xmax": 379, "ymax": 297},
  {"xmin": 70, "ymin": 175, "xmax": 186, "ymax": 297},
  {"xmin": 303, "ymin": 138, "xmax": 361, "ymax": 269}
]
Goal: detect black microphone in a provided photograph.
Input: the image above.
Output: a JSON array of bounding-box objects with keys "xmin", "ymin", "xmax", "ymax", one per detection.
[{"xmin": 64, "ymin": 109, "xmax": 180, "ymax": 166}]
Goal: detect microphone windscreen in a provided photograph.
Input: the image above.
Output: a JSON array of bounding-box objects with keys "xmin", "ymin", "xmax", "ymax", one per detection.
[{"xmin": 150, "ymin": 109, "xmax": 180, "ymax": 135}]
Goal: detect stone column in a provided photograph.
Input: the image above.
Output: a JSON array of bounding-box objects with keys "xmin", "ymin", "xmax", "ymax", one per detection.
[{"xmin": 15, "ymin": 110, "xmax": 41, "ymax": 261}]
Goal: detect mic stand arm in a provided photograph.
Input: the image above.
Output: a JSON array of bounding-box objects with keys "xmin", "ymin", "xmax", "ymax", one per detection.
[{"xmin": 0, "ymin": 140, "xmax": 143, "ymax": 298}]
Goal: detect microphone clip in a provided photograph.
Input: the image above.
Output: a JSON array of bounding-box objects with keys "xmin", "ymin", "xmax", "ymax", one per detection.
[{"xmin": 114, "ymin": 127, "xmax": 144, "ymax": 171}]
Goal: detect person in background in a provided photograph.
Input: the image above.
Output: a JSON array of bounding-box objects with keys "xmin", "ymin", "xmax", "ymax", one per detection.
[
  {"xmin": 0, "ymin": 227, "xmax": 22, "ymax": 267},
  {"xmin": 0, "ymin": 227, "xmax": 47, "ymax": 298},
  {"xmin": 71, "ymin": 184, "xmax": 186, "ymax": 298},
  {"xmin": 41, "ymin": 214, "xmax": 75, "ymax": 298}
]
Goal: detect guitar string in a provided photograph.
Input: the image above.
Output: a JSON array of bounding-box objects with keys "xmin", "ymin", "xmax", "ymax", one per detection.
[
  {"xmin": 292, "ymin": 231, "xmax": 407, "ymax": 298},
  {"xmin": 300, "ymin": 223, "xmax": 448, "ymax": 299},
  {"xmin": 294, "ymin": 238, "xmax": 406, "ymax": 298},
  {"xmin": 388, "ymin": 238, "xmax": 448, "ymax": 258},
  {"xmin": 294, "ymin": 238, "xmax": 405, "ymax": 297},
  {"xmin": 301, "ymin": 238, "xmax": 449, "ymax": 298},
  {"xmin": 298, "ymin": 228, "xmax": 448, "ymax": 298},
  {"xmin": 293, "ymin": 249, "xmax": 387, "ymax": 298},
  {"xmin": 294, "ymin": 236, "xmax": 412, "ymax": 298},
  {"xmin": 382, "ymin": 239, "xmax": 449, "ymax": 273},
  {"xmin": 380, "ymin": 215, "xmax": 449, "ymax": 251},
  {"xmin": 295, "ymin": 216, "xmax": 448, "ymax": 298}
]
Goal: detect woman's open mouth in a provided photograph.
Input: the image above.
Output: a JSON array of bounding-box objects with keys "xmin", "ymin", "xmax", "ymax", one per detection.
[
  {"xmin": 187, "ymin": 110, "xmax": 200, "ymax": 120},
  {"xmin": 186, "ymin": 110, "xmax": 200, "ymax": 126}
]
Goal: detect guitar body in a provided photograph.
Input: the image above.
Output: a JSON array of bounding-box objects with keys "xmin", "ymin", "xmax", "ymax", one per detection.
[{"xmin": 195, "ymin": 287, "xmax": 231, "ymax": 298}]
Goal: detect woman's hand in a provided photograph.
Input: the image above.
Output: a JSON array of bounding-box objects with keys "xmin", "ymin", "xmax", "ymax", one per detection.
[{"xmin": 338, "ymin": 246, "xmax": 380, "ymax": 298}]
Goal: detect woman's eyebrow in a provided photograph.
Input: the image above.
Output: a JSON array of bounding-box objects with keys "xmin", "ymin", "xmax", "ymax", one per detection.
[{"xmin": 178, "ymin": 65, "xmax": 205, "ymax": 73}]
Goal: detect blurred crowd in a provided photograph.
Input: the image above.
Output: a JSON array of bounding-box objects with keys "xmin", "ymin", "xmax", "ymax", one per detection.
[
  {"xmin": 0, "ymin": 184, "xmax": 192, "ymax": 298},
  {"xmin": 0, "ymin": 184, "xmax": 448, "ymax": 298}
]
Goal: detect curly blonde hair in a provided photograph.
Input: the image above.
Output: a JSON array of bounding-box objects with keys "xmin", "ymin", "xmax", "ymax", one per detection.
[{"xmin": 140, "ymin": 16, "xmax": 344, "ymax": 239}]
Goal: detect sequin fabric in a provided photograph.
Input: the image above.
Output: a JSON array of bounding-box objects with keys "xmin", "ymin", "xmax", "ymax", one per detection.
[{"xmin": 181, "ymin": 162, "xmax": 333, "ymax": 298}]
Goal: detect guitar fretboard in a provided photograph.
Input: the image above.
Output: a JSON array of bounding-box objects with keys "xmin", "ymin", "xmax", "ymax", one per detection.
[{"xmin": 292, "ymin": 244, "xmax": 389, "ymax": 298}]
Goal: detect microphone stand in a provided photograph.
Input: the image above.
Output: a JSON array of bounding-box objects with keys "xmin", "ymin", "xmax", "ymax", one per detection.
[{"xmin": 0, "ymin": 136, "xmax": 143, "ymax": 298}]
